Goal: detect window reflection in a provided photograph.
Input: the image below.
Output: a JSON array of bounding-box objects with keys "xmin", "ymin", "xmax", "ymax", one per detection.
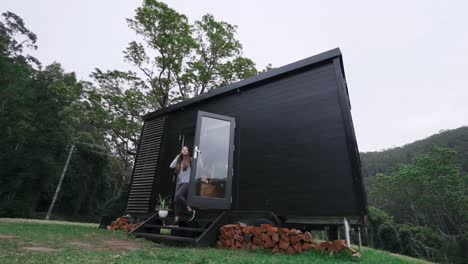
[{"xmin": 195, "ymin": 116, "xmax": 231, "ymax": 199}]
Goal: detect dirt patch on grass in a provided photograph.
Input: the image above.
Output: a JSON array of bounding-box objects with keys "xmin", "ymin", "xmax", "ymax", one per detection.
[
  {"xmin": 101, "ymin": 239, "xmax": 143, "ymax": 251},
  {"xmin": 68, "ymin": 239, "xmax": 143, "ymax": 252},
  {"xmin": 68, "ymin": 241, "xmax": 95, "ymax": 250},
  {"xmin": 0, "ymin": 218, "xmax": 98, "ymax": 227},
  {"xmin": 21, "ymin": 246, "xmax": 60, "ymax": 252},
  {"xmin": 0, "ymin": 234, "xmax": 17, "ymax": 240}
]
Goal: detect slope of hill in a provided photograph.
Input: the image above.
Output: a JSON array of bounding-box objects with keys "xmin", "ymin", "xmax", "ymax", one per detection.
[
  {"xmin": 360, "ymin": 126, "xmax": 468, "ymax": 180},
  {"xmin": 0, "ymin": 218, "xmax": 429, "ymax": 263}
]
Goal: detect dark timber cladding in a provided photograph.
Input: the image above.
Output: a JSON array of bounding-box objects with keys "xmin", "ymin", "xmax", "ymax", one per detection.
[
  {"xmin": 129, "ymin": 48, "xmax": 368, "ymax": 219},
  {"xmin": 126, "ymin": 116, "xmax": 167, "ymax": 214}
]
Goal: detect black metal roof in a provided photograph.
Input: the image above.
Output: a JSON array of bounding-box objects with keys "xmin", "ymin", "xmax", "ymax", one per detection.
[{"xmin": 143, "ymin": 48, "xmax": 344, "ymax": 120}]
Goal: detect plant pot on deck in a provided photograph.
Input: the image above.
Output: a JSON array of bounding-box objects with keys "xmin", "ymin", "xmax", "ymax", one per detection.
[{"xmin": 158, "ymin": 210, "xmax": 169, "ymax": 218}]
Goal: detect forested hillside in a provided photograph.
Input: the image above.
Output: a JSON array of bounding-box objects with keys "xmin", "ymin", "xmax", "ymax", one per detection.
[
  {"xmin": 361, "ymin": 128, "xmax": 468, "ymax": 263},
  {"xmin": 360, "ymin": 126, "xmax": 468, "ymax": 180}
]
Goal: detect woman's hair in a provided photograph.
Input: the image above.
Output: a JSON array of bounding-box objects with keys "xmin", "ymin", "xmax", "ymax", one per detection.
[{"xmin": 175, "ymin": 146, "xmax": 191, "ymax": 173}]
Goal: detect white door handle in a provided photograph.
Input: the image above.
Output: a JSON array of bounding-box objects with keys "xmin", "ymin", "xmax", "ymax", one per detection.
[{"xmin": 194, "ymin": 146, "xmax": 201, "ymax": 158}]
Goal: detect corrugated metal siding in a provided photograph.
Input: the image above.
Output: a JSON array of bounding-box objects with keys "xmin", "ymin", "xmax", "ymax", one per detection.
[{"xmin": 126, "ymin": 116, "xmax": 167, "ymax": 214}]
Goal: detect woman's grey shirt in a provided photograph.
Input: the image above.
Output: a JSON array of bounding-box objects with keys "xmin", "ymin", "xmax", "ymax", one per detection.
[{"xmin": 170, "ymin": 155, "xmax": 191, "ymax": 183}]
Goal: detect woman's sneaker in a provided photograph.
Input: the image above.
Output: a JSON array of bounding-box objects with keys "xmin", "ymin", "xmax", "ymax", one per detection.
[{"xmin": 188, "ymin": 210, "xmax": 196, "ymax": 221}]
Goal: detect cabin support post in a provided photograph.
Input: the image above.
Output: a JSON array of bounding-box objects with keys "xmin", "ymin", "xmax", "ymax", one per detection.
[{"xmin": 343, "ymin": 218, "xmax": 351, "ymax": 247}]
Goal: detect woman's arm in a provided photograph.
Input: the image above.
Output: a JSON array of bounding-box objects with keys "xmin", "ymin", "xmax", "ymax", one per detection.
[{"xmin": 169, "ymin": 155, "xmax": 179, "ymax": 168}]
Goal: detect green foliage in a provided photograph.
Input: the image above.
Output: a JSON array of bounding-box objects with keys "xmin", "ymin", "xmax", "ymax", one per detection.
[
  {"xmin": 1, "ymin": 4, "xmax": 262, "ymax": 221},
  {"xmin": 368, "ymin": 147, "xmax": 468, "ymax": 263},
  {"xmin": 368, "ymin": 207, "xmax": 446, "ymax": 261},
  {"xmin": 155, "ymin": 194, "xmax": 171, "ymax": 211},
  {"xmin": 0, "ymin": 12, "xmax": 127, "ymax": 221},
  {"xmin": 370, "ymin": 147, "xmax": 468, "ymax": 235},
  {"xmin": 398, "ymin": 224, "xmax": 443, "ymax": 261},
  {"xmin": 87, "ymin": 70, "xmax": 147, "ymax": 174},
  {"xmin": 91, "ymin": 0, "xmax": 262, "ymax": 166},
  {"xmin": 368, "ymin": 207, "xmax": 396, "ymax": 249}
]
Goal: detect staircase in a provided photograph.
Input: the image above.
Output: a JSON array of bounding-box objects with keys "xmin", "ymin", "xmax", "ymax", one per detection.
[{"xmin": 130, "ymin": 213, "xmax": 227, "ymax": 246}]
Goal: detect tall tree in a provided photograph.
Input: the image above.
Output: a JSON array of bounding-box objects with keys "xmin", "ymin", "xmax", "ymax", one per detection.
[
  {"xmin": 0, "ymin": 12, "xmax": 127, "ymax": 219},
  {"xmin": 92, "ymin": 0, "xmax": 260, "ymax": 168}
]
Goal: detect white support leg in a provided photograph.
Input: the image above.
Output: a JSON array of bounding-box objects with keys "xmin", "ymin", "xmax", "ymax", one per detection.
[
  {"xmin": 344, "ymin": 218, "xmax": 351, "ymax": 247},
  {"xmin": 358, "ymin": 227, "xmax": 362, "ymax": 250}
]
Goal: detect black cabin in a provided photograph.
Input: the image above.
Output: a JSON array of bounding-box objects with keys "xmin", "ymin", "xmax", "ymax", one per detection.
[{"xmin": 127, "ymin": 48, "xmax": 368, "ymax": 245}]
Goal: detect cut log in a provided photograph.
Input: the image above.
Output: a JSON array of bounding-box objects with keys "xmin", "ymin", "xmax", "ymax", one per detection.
[
  {"xmin": 287, "ymin": 246, "xmax": 297, "ymax": 255},
  {"xmin": 333, "ymin": 240, "xmax": 346, "ymax": 251},
  {"xmin": 251, "ymin": 228, "xmax": 260, "ymax": 237},
  {"xmin": 233, "ymin": 233, "xmax": 244, "ymax": 242},
  {"xmin": 268, "ymin": 226, "xmax": 278, "ymax": 233},
  {"xmin": 221, "ymin": 224, "xmax": 237, "ymax": 230},
  {"xmin": 260, "ymin": 233, "xmax": 269, "ymax": 242},
  {"xmin": 289, "ymin": 234, "xmax": 303, "ymax": 244},
  {"xmin": 253, "ymin": 237, "xmax": 261, "ymax": 246},
  {"xmin": 263, "ymin": 238, "xmax": 274, "ymax": 248},
  {"xmin": 279, "ymin": 240, "xmax": 289, "ymax": 250},
  {"xmin": 272, "ymin": 244, "xmax": 280, "ymax": 254},
  {"xmin": 280, "ymin": 234, "xmax": 289, "ymax": 242},
  {"xmin": 302, "ymin": 242, "xmax": 315, "ymax": 251},
  {"xmin": 258, "ymin": 224, "xmax": 269, "ymax": 233},
  {"xmin": 258, "ymin": 240, "xmax": 265, "ymax": 248},
  {"xmin": 271, "ymin": 233, "xmax": 279, "ymax": 243},
  {"xmin": 293, "ymin": 243, "xmax": 303, "ymax": 253},
  {"xmin": 225, "ymin": 239, "xmax": 232, "ymax": 247},
  {"xmin": 235, "ymin": 241, "xmax": 242, "ymax": 248},
  {"xmin": 288, "ymin": 229, "xmax": 302, "ymax": 235},
  {"xmin": 242, "ymin": 226, "xmax": 252, "ymax": 234},
  {"xmin": 303, "ymin": 231, "xmax": 313, "ymax": 242}
]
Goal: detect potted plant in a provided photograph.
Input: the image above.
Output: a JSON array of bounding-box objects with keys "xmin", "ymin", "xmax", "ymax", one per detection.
[{"xmin": 155, "ymin": 194, "xmax": 171, "ymax": 218}]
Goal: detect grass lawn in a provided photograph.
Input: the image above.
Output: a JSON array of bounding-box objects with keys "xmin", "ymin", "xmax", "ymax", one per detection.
[{"xmin": 0, "ymin": 218, "xmax": 430, "ymax": 264}]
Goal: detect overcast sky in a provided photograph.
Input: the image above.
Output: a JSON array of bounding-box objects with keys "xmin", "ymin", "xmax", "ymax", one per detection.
[{"xmin": 3, "ymin": 0, "xmax": 468, "ymax": 152}]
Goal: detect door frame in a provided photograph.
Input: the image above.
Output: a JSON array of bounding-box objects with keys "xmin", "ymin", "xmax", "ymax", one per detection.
[{"xmin": 188, "ymin": 110, "xmax": 236, "ymax": 210}]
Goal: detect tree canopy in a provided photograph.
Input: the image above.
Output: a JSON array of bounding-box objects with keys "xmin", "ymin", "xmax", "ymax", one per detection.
[
  {"xmin": 0, "ymin": 1, "xmax": 265, "ymax": 221},
  {"xmin": 367, "ymin": 147, "xmax": 468, "ymax": 263},
  {"xmin": 0, "ymin": 12, "xmax": 126, "ymax": 220},
  {"xmin": 90, "ymin": 0, "xmax": 261, "ymax": 170}
]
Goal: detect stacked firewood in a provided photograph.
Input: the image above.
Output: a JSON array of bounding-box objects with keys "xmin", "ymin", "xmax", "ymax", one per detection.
[
  {"xmin": 216, "ymin": 223, "xmax": 359, "ymax": 256},
  {"xmin": 107, "ymin": 217, "xmax": 140, "ymax": 233}
]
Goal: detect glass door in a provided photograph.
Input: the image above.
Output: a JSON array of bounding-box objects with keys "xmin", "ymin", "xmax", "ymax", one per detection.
[{"xmin": 188, "ymin": 111, "xmax": 235, "ymax": 210}]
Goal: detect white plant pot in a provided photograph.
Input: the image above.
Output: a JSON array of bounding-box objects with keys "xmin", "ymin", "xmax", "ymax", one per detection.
[{"xmin": 158, "ymin": 210, "xmax": 169, "ymax": 218}]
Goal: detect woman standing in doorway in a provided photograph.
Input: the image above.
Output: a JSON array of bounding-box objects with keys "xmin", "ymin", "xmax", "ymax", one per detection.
[{"xmin": 170, "ymin": 146, "xmax": 196, "ymax": 222}]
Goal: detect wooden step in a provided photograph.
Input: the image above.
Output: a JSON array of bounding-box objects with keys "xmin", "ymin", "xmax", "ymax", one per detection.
[
  {"xmin": 144, "ymin": 224, "xmax": 206, "ymax": 233},
  {"xmin": 132, "ymin": 232, "xmax": 197, "ymax": 243},
  {"xmin": 150, "ymin": 216, "xmax": 175, "ymax": 221},
  {"xmin": 150, "ymin": 217, "xmax": 212, "ymax": 226}
]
